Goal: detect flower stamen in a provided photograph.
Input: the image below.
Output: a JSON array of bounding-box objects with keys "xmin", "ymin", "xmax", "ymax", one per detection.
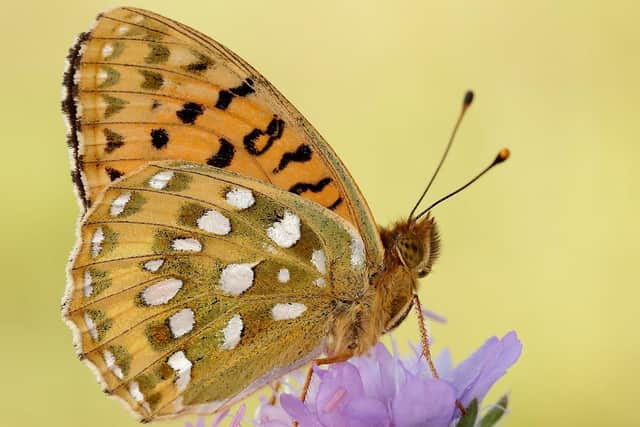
[{"xmin": 323, "ymin": 388, "xmax": 347, "ymax": 412}]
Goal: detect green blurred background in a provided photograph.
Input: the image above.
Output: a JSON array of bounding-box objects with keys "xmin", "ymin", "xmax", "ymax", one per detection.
[{"xmin": 1, "ymin": 0, "xmax": 638, "ymax": 425}]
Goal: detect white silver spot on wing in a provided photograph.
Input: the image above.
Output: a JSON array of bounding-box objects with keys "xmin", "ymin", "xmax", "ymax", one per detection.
[
  {"xmin": 91, "ymin": 227, "xmax": 104, "ymax": 257},
  {"xmin": 220, "ymin": 314, "xmax": 243, "ymax": 350},
  {"xmin": 172, "ymin": 238, "xmax": 202, "ymax": 252},
  {"xmin": 148, "ymin": 170, "xmax": 174, "ymax": 189},
  {"xmin": 219, "ymin": 262, "xmax": 260, "ymax": 296},
  {"xmin": 83, "ymin": 270, "xmax": 93, "ymax": 298},
  {"xmin": 311, "ymin": 249, "xmax": 326, "ymax": 275},
  {"xmin": 314, "ymin": 278, "xmax": 326, "ymax": 288},
  {"xmin": 96, "ymin": 69, "xmax": 108, "ymax": 85},
  {"xmin": 144, "ymin": 259, "xmax": 164, "ymax": 273},
  {"xmin": 116, "ymin": 25, "xmax": 130, "ymax": 35},
  {"xmin": 110, "ymin": 192, "xmax": 132, "ymax": 216},
  {"xmin": 225, "ymin": 188, "xmax": 255, "ymax": 210},
  {"xmin": 101, "ymin": 43, "xmax": 114, "ymax": 59},
  {"xmin": 267, "ymin": 211, "xmax": 301, "ymax": 248},
  {"xmin": 271, "ymin": 303, "xmax": 307, "ymax": 320},
  {"xmin": 197, "ymin": 210, "xmax": 231, "ymax": 235},
  {"xmin": 129, "ymin": 381, "xmax": 150, "ymax": 413},
  {"xmin": 103, "ymin": 350, "xmax": 124, "ymax": 379},
  {"xmin": 168, "ymin": 308, "xmax": 195, "ymax": 338},
  {"xmin": 277, "ymin": 268, "xmax": 290, "ymax": 283},
  {"xmin": 141, "ymin": 278, "xmax": 183, "ymax": 306},
  {"xmin": 84, "ymin": 312, "xmax": 98, "ymax": 341},
  {"xmin": 348, "ymin": 228, "xmax": 366, "ymax": 268},
  {"xmin": 167, "ymin": 351, "xmax": 192, "ymax": 392}
]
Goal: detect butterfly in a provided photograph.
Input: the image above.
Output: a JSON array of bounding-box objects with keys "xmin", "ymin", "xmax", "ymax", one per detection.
[{"xmin": 61, "ymin": 7, "xmax": 509, "ymax": 422}]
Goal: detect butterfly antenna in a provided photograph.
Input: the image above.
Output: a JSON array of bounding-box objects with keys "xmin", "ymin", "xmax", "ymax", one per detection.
[
  {"xmin": 414, "ymin": 148, "xmax": 510, "ymax": 220},
  {"xmin": 408, "ymin": 90, "xmax": 475, "ymax": 222}
]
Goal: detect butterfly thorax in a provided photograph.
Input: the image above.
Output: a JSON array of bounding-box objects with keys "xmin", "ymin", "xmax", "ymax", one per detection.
[{"xmin": 326, "ymin": 216, "xmax": 439, "ymax": 356}]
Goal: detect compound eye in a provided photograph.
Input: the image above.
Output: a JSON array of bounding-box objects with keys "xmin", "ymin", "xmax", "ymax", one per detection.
[
  {"xmin": 397, "ymin": 235, "xmax": 424, "ymax": 268},
  {"xmin": 417, "ymin": 269, "xmax": 428, "ymax": 278}
]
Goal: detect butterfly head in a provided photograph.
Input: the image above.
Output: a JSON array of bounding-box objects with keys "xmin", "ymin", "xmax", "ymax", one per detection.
[
  {"xmin": 382, "ymin": 215, "xmax": 440, "ymax": 280},
  {"xmin": 398, "ymin": 215, "xmax": 440, "ymax": 278}
]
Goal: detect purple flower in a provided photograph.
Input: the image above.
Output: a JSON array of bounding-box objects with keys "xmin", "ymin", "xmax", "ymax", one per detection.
[
  {"xmin": 255, "ymin": 331, "xmax": 522, "ymax": 427},
  {"xmin": 445, "ymin": 331, "xmax": 522, "ymax": 407}
]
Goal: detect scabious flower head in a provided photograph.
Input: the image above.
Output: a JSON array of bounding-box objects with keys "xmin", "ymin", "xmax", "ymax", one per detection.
[
  {"xmin": 255, "ymin": 331, "xmax": 521, "ymax": 427},
  {"xmin": 186, "ymin": 331, "xmax": 521, "ymax": 427}
]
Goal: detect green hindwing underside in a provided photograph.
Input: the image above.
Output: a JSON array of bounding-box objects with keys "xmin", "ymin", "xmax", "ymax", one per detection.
[{"xmin": 63, "ymin": 161, "xmax": 368, "ymax": 421}]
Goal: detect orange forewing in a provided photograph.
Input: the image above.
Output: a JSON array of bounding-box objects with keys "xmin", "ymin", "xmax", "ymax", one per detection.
[{"xmin": 63, "ymin": 7, "xmax": 383, "ymax": 266}]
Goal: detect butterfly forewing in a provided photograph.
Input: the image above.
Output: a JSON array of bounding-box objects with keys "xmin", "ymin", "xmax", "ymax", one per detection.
[
  {"xmin": 63, "ymin": 161, "xmax": 368, "ymax": 420},
  {"xmin": 64, "ymin": 7, "xmax": 383, "ymax": 267}
]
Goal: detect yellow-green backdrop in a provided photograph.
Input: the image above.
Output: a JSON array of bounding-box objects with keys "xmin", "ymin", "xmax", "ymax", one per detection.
[{"xmin": 1, "ymin": 0, "xmax": 637, "ymax": 426}]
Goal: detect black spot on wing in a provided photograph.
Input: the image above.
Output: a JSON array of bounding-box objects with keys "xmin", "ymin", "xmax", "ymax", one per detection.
[
  {"xmin": 214, "ymin": 79, "xmax": 255, "ymax": 110},
  {"xmin": 273, "ymin": 144, "xmax": 312, "ymax": 173},
  {"xmin": 327, "ymin": 197, "xmax": 343, "ymax": 210},
  {"xmin": 150, "ymin": 128, "xmax": 169, "ymax": 149},
  {"xmin": 215, "ymin": 90, "xmax": 233, "ymax": 110},
  {"xmin": 229, "ymin": 79, "xmax": 255, "ymax": 96},
  {"xmin": 289, "ymin": 177, "xmax": 332, "ymax": 195},
  {"xmin": 176, "ymin": 102, "xmax": 204, "ymax": 124},
  {"xmin": 244, "ymin": 117, "xmax": 285, "ymax": 156},
  {"xmin": 207, "ymin": 138, "xmax": 235, "ymax": 168},
  {"xmin": 266, "ymin": 117, "xmax": 283, "ymax": 136},
  {"xmin": 105, "ymin": 167, "xmax": 123, "ymax": 181}
]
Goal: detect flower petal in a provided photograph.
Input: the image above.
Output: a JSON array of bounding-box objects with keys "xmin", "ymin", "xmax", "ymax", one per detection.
[
  {"xmin": 280, "ymin": 394, "xmax": 323, "ymax": 427},
  {"xmin": 434, "ymin": 348, "xmax": 453, "ymax": 379},
  {"xmin": 230, "ymin": 404, "xmax": 246, "ymax": 427},
  {"xmin": 447, "ymin": 336, "xmax": 499, "ymax": 400},
  {"xmin": 350, "ymin": 343, "xmax": 397, "ymax": 402},
  {"xmin": 316, "ymin": 363, "xmax": 365, "ymax": 426},
  {"xmin": 184, "ymin": 418, "xmax": 205, "ymax": 427},
  {"xmin": 451, "ymin": 331, "xmax": 522, "ymax": 406},
  {"xmin": 211, "ymin": 408, "xmax": 230, "ymax": 427},
  {"xmin": 344, "ymin": 397, "xmax": 391, "ymax": 427},
  {"xmin": 391, "ymin": 375, "xmax": 456, "ymax": 427},
  {"xmin": 254, "ymin": 402, "xmax": 293, "ymax": 427}
]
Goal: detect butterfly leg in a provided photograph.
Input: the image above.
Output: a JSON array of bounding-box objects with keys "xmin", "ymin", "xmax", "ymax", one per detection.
[
  {"xmin": 300, "ymin": 353, "xmax": 353, "ymax": 402},
  {"xmin": 269, "ymin": 381, "xmax": 281, "ymax": 405},
  {"xmin": 413, "ymin": 294, "xmax": 467, "ymax": 416},
  {"xmin": 291, "ymin": 353, "xmax": 354, "ymax": 427}
]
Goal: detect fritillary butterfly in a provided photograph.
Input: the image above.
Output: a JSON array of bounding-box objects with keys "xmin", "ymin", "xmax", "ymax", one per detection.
[{"xmin": 61, "ymin": 7, "xmax": 508, "ymax": 422}]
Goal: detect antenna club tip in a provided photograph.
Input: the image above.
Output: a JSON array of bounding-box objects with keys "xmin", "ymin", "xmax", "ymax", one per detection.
[
  {"xmin": 463, "ymin": 90, "xmax": 474, "ymax": 108},
  {"xmin": 496, "ymin": 148, "xmax": 510, "ymax": 163}
]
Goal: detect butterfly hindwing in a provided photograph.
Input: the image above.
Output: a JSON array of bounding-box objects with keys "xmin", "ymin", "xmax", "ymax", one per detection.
[
  {"xmin": 63, "ymin": 161, "xmax": 368, "ymax": 420},
  {"xmin": 63, "ymin": 6, "xmax": 383, "ymax": 268}
]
